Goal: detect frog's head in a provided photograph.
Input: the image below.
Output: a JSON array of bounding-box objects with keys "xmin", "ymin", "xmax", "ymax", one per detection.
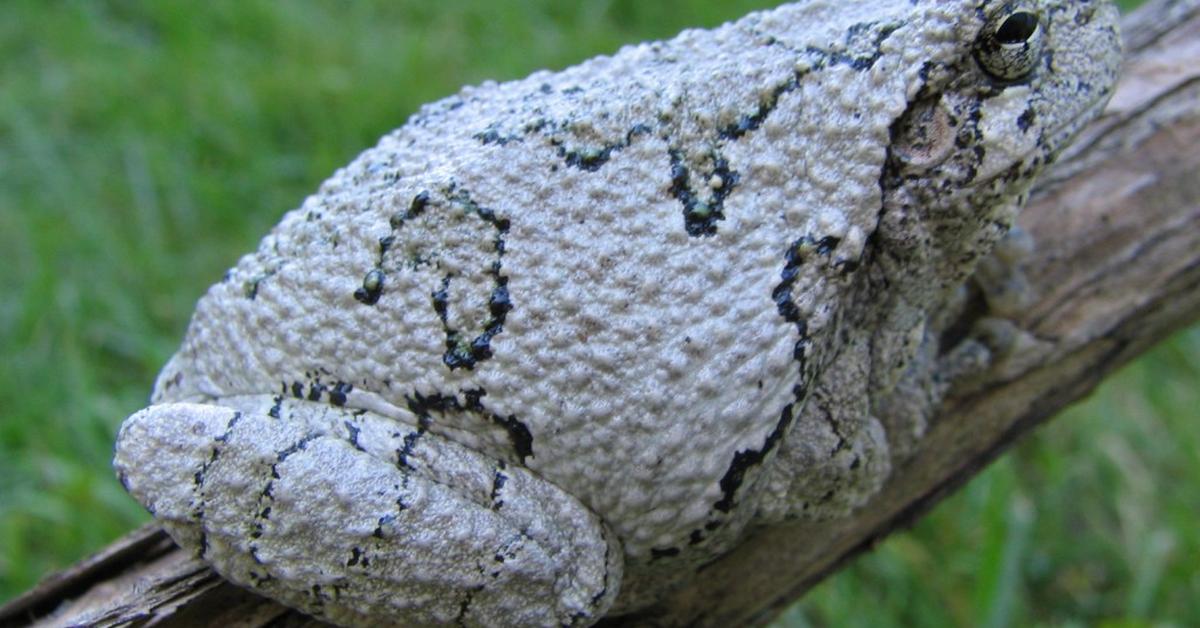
[{"xmin": 882, "ymin": 0, "xmax": 1122, "ymax": 284}]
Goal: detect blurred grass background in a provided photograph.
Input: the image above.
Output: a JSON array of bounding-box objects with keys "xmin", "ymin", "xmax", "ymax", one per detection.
[{"xmin": 2, "ymin": 0, "xmax": 1195, "ymax": 625}]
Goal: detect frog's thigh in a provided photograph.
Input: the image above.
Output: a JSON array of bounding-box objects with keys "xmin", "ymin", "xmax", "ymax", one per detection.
[
  {"xmin": 114, "ymin": 400, "xmax": 622, "ymax": 628},
  {"xmin": 757, "ymin": 341, "xmax": 892, "ymax": 523}
]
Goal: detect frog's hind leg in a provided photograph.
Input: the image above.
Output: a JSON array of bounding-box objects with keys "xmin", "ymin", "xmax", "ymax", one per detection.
[
  {"xmin": 113, "ymin": 397, "xmax": 622, "ymax": 627},
  {"xmin": 755, "ymin": 338, "xmax": 893, "ymax": 523}
]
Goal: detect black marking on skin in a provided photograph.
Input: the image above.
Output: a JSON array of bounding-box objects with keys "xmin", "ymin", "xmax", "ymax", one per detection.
[
  {"xmin": 405, "ymin": 390, "xmax": 455, "ymax": 425},
  {"xmin": 159, "ymin": 370, "xmax": 184, "ymax": 394},
  {"xmin": 275, "ymin": 432, "xmax": 321, "ymax": 464},
  {"xmin": 452, "ymin": 25, "xmax": 898, "ymax": 243},
  {"xmin": 246, "ymin": 432, "xmax": 324, "ymax": 563},
  {"xmin": 714, "ymin": 402, "xmax": 797, "ymax": 513},
  {"xmin": 344, "ymin": 420, "xmax": 365, "ymax": 452},
  {"xmin": 668, "ymin": 149, "xmax": 741, "ymax": 237},
  {"xmin": 1017, "ymin": 107, "xmax": 1036, "ymax": 132},
  {"xmin": 650, "ymin": 546, "xmax": 681, "ymax": 560},
  {"xmin": 689, "ymin": 529, "xmax": 705, "ymax": 545},
  {"xmin": 490, "ymin": 462, "xmax": 508, "ymax": 510},
  {"xmin": 758, "ymin": 20, "xmax": 904, "ymax": 74},
  {"xmin": 551, "ymin": 123, "xmax": 653, "ymax": 172},
  {"xmin": 355, "ymin": 191, "xmax": 431, "ymax": 306},
  {"xmin": 117, "ymin": 471, "xmax": 131, "ymax": 493},
  {"xmin": 407, "ymin": 389, "xmax": 535, "ymax": 463},
  {"xmin": 719, "ymin": 75, "xmax": 803, "ymax": 140},
  {"xmin": 354, "ymin": 269, "xmax": 385, "ymax": 305},
  {"xmin": 242, "ymin": 269, "xmax": 276, "ymax": 300},
  {"xmin": 427, "ymin": 188, "xmax": 513, "ymax": 371},
  {"xmin": 838, "ymin": 21, "xmax": 904, "ymax": 70},
  {"xmin": 285, "ymin": 375, "xmax": 355, "ymax": 409},
  {"xmin": 396, "ymin": 430, "xmax": 423, "ymax": 470},
  {"xmin": 309, "ymin": 584, "xmax": 326, "ymax": 610},
  {"xmin": 247, "ymin": 569, "xmax": 273, "ymax": 588},
  {"xmin": 214, "ymin": 411, "xmax": 243, "ymax": 443},
  {"xmin": 455, "ymin": 585, "xmax": 485, "ymax": 627},
  {"xmin": 374, "ymin": 513, "xmax": 398, "ymax": 539},
  {"xmin": 589, "ymin": 533, "xmax": 613, "ymax": 610},
  {"xmin": 711, "ymin": 234, "xmax": 839, "ymax": 514},
  {"xmin": 190, "ymin": 411, "xmax": 245, "ymax": 560},
  {"xmin": 772, "ymin": 235, "xmax": 836, "ymax": 377},
  {"xmin": 392, "ymin": 190, "xmax": 431, "ymax": 229},
  {"xmin": 492, "ymin": 535, "xmax": 522, "ymax": 569},
  {"xmin": 465, "ymin": 388, "xmax": 533, "ymax": 462},
  {"xmin": 474, "ymin": 125, "xmax": 522, "ymax": 146},
  {"xmin": 432, "ymin": 277, "xmax": 450, "ymax": 322},
  {"xmin": 268, "ymin": 395, "xmax": 283, "ymax": 419},
  {"xmin": 490, "ymin": 413, "xmax": 534, "ymax": 463},
  {"xmin": 329, "ymin": 381, "xmax": 352, "ymax": 407},
  {"xmin": 192, "ymin": 412, "xmax": 242, "ymax": 488}
]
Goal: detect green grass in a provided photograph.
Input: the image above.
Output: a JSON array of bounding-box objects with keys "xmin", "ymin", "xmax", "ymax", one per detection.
[{"xmin": 2, "ymin": 1, "xmax": 1192, "ymax": 625}]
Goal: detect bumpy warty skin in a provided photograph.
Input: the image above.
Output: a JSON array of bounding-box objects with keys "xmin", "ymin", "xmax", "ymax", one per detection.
[{"xmin": 113, "ymin": 1, "xmax": 1121, "ymax": 626}]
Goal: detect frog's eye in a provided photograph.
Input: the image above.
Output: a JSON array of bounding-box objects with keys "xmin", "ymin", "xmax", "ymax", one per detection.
[{"xmin": 975, "ymin": 8, "xmax": 1044, "ymax": 82}]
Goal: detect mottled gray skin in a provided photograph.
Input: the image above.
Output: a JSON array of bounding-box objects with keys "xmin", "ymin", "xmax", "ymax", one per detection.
[{"xmin": 113, "ymin": 1, "xmax": 1121, "ymax": 625}]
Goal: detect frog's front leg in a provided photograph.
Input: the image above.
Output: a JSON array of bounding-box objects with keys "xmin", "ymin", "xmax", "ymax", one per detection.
[
  {"xmin": 939, "ymin": 226, "xmax": 1044, "ymax": 388},
  {"xmin": 113, "ymin": 396, "xmax": 622, "ymax": 627},
  {"xmin": 873, "ymin": 227, "xmax": 1042, "ymax": 461},
  {"xmin": 973, "ymin": 226, "xmax": 1036, "ymax": 319}
]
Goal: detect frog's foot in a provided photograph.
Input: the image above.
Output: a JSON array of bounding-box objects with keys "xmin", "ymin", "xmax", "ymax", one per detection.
[
  {"xmin": 113, "ymin": 397, "xmax": 622, "ymax": 628},
  {"xmin": 973, "ymin": 225, "xmax": 1036, "ymax": 318},
  {"xmin": 937, "ymin": 226, "xmax": 1042, "ymax": 389},
  {"xmin": 937, "ymin": 317, "xmax": 1020, "ymax": 382}
]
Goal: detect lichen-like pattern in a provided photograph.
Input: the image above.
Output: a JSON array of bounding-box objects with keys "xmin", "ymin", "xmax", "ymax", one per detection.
[{"xmin": 115, "ymin": 1, "xmax": 1121, "ymax": 625}]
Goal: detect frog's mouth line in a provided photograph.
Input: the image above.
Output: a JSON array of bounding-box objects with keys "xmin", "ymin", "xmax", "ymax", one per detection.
[
  {"xmin": 961, "ymin": 82, "xmax": 1116, "ymax": 189},
  {"xmin": 1041, "ymin": 87, "xmax": 1115, "ymax": 163},
  {"xmin": 977, "ymin": 88, "xmax": 1115, "ymax": 188}
]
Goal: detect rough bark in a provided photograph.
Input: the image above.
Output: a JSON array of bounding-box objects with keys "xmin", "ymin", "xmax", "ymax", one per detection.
[{"xmin": 2, "ymin": 1, "xmax": 1196, "ymax": 626}]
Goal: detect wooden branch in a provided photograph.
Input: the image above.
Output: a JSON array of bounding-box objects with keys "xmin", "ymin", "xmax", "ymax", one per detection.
[{"xmin": 4, "ymin": 1, "xmax": 1197, "ymax": 626}]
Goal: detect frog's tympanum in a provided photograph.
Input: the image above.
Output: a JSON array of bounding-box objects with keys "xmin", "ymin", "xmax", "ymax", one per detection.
[{"xmin": 114, "ymin": 2, "xmax": 1121, "ymax": 625}]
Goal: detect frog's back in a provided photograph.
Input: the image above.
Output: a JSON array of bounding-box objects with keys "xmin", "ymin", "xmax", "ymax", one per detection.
[{"xmin": 156, "ymin": 0, "xmax": 954, "ymax": 556}]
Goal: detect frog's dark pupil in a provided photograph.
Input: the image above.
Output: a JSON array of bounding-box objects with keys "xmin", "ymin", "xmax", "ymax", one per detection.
[{"xmin": 995, "ymin": 12, "xmax": 1039, "ymax": 44}]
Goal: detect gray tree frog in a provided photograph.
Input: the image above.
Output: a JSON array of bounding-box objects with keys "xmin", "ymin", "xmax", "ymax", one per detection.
[{"xmin": 113, "ymin": 1, "xmax": 1121, "ymax": 625}]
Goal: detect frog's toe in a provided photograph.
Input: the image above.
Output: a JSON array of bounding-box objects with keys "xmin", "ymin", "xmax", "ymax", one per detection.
[{"xmin": 974, "ymin": 226, "xmax": 1037, "ymax": 318}]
